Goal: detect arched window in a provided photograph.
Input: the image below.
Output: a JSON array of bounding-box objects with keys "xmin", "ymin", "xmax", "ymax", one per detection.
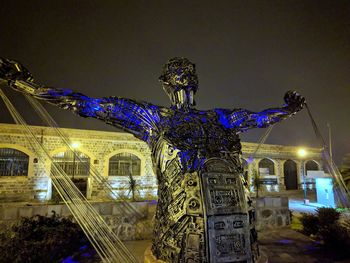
[
  {"xmin": 109, "ymin": 153, "xmax": 141, "ymax": 176},
  {"xmin": 258, "ymin": 158, "xmax": 275, "ymax": 175},
  {"xmin": 52, "ymin": 150, "xmax": 90, "ymax": 176},
  {"xmin": 0, "ymin": 148, "xmax": 29, "ymax": 176},
  {"xmin": 305, "ymin": 160, "xmax": 319, "ymax": 171}
]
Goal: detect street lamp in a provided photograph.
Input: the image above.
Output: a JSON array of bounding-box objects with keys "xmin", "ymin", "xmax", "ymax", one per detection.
[
  {"xmin": 297, "ymin": 148, "xmax": 308, "ymax": 204},
  {"xmin": 71, "ymin": 142, "xmax": 80, "ymax": 180}
]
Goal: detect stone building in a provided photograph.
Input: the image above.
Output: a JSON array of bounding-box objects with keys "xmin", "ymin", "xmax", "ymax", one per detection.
[{"xmin": 0, "ymin": 123, "xmax": 324, "ymax": 203}]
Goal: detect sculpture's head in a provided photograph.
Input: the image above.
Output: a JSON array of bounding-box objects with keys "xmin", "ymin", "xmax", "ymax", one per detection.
[{"xmin": 159, "ymin": 57, "xmax": 198, "ymax": 110}]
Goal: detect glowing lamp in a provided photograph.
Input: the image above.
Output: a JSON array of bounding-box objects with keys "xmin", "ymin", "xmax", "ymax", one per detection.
[
  {"xmin": 72, "ymin": 142, "xmax": 80, "ymax": 149},
  {"xmin": 297, "ymin": 148, "xmax": 307, "ymax": 158}
]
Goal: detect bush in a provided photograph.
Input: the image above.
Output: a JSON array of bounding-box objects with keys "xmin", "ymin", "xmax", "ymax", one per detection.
[
  {"xmin": 0, "ymin": 212, "xmax": 96, "ymax": 263},
  {"xmin": 316, "ymin": 207, "xmax": 340, "ymax": 227},
  {"xmin": 319, "ymin": 223, "xmax": 350, "ymax": 259},
  {"xmin": 299, "ymin": 213, "xmax": 319, "ymax": 235},
  {"xmin": 319, "ymin": 223, "xmax": 350, "ymax": 247},
  {"xmin": 300, "ymin": 208, "xmax": 350, "ymax": 260}
]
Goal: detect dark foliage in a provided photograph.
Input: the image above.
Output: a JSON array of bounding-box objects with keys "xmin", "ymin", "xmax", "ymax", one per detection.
[
  {"xmin": 300, "ymin": 213, "xmax": 319, "ymax": 235},
  {"xmin": 316, "ymin": 207, "xmax": 340, "ymax": 226},
  {"xmin": 0, "ymin": 212, "xmax": 97, "ymax": 263},
  {"xmin": 300, "ymin": 207, "xmax": 350, "ymax": 260},
  {"xmin": 318, "ymin": 223, "xmax": 350, "ymax": 258}
]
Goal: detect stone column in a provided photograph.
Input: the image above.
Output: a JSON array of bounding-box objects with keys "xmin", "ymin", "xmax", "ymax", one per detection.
[
  {"xmin": 277, "ymin": 159, "xmax": 286, "ymax": 191},
  {"xmin": 296, "ymin": 160, "xmax": 302, "ymax": 189}
]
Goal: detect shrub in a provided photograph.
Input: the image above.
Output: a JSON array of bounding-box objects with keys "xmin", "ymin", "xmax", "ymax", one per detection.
[
  {"xmin": 299, "ymin": 213, "xmax": 319, "ymax": 236},
  {"xmin": 316, "ymin": 207, "xmax": 340, "ymax": 227},
  {"xmin": 0, "ymin": 212, "xmax": 96, "ymax": 263},
  {"xmin": 319, "ymin": 223, "xmax": 350, "ymax": 259},
  {"xmin": 300, "ymin": 208, "xmax": 350, "ymax": 260}
]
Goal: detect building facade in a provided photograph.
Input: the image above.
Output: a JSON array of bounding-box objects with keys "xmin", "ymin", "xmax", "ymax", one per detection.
[{"xmin": 0, "ymin": 123, "xmax": 324, "ymax": 203}]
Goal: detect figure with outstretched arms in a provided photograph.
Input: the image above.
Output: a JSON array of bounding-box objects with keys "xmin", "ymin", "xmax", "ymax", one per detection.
[{"xmin": 0, "ymin": 57, "xmax": 305, "ymax": 263}]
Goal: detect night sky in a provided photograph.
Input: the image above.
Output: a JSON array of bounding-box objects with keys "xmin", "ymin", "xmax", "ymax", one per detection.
[{"xmin": 0, "ymin": 1, "xmax": 349, "ymax": 164}]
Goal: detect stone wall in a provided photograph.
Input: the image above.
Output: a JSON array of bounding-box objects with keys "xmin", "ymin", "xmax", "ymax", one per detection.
[
  {"xmin": 0, "ymin": 123, "xmax": 157, "ymax": 202},
  {"xmin": 0, "ymin": 197, "xmax": 291, "ymax": 241},
  {"xmin": 0, "ymin": 201, "xmax": 157, "ymax": 241},
  {"xmin": 0, "ymin": 176, "xmax": 49, "ymax": 202},
  {"xmin": 255, "ymin": 196, "xmax": 290, "ymax": 230}
]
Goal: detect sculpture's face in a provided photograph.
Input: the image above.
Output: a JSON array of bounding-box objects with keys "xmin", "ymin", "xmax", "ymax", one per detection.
[{"xmin": 159, "ymin": 57, "xmax": 198, "ymax": 110}]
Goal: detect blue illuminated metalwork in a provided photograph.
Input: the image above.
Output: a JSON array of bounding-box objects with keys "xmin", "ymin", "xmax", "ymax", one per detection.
[
  {"xmin": 0, "ymin": 57, "xmax": 305, "ymax": 263},
  {"xmin": 19, "ymin": 87, "xmax": 300, "ymax": 171}
]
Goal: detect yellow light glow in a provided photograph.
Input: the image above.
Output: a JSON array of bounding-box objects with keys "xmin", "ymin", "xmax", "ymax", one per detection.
[
  {"xmin": 71, "ymin": 142, "xmax": 80, "ymax": 149},
  {"xmin": 297, "ymin": 148, "xmax": 307, "ymax": 157}
]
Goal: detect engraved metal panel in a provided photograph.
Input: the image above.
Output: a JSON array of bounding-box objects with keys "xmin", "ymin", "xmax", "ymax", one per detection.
[
  {"xmin": 208, "ymin": 214, "xmax": 251, "ymax": 262},
  {"xmin": 183, "ymin": 217, "xmax": 206, "ymax": 263},
  {"xmin": 201, "ymin": 172, "xmax": 247, "ymax": 215}
]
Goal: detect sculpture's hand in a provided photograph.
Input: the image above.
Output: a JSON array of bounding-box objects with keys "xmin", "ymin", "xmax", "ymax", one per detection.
[
  {"xmin": 0, "ymin": 58, "xmax": 34, "ymax": 82},
  {"xmin": 284, "ymin": 90, "xmax": 305, "ymax": 112}
]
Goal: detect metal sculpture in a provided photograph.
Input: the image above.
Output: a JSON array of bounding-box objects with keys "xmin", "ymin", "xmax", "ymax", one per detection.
[{"xmin": 0, "ymin": 57, "xmax": 305, "ymax": 262}]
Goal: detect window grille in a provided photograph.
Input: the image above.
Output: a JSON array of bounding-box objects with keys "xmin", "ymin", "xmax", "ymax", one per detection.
[
  {"xmin": 0, "ymin": 148, "xmax": 29, "ymax": 176},
  {"xmin": 52, "ymin": 150, "xmax": 90, "ymax": 176},
  {"xmin": 305, "ymin": 160, "xmax": 319, "ymax": 171},
  {"xmin": 258, "ymin": 158, "xmax": 275, "ymax": 175},
  {"xmin": 109, "ymin": 153, "xmax": 141, "ymax": 176}
]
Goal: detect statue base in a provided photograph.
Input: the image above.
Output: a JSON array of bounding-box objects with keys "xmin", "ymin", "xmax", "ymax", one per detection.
[
  {"xmin": 144, "ymin": 245, "xmax": 269, "ymax": 263},
  {"xmin": 144, "ymin": 246, "xmax": 166, "ymax": 263}
]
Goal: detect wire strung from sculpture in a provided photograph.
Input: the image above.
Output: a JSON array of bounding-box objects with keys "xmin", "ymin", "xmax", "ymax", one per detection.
[
  {"xmin": 24, "ymin": 94, "xmax": 145, "ymax": 217},
  {"xmin": 305, "ymin": 104, "xmax": 350, "ymax": 208},
  {"xmin": 247, "ymin": 124, "xmax": 275, "ymax": 163},
  {"xmin": 0, "ymin": 87, "xmax": 138, "ymax": 263},
  {"xmin": 246, "ymin": 103, "xmax": 350, "ymax": 207},
  {"xmin": 24, "ymin": 94, "xmax": 150, "ymax": 225}
]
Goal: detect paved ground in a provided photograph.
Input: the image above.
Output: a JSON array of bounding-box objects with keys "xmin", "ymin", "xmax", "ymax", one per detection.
[
  {"xmin": 124, "ymin": 240, "xmax": 151, "ymax": 262},
  {"xmin": 289, "ymin": 198, "xmax": 325, "ymax": 214},
  {"xmin": 259, "ymin": 227, "xmax": 342, "ymax": 263},
  {"xmin": 124, "ymin": 192, "xmax": 341, "ymax": 262},
  {"xmin": 125, "ymin": 226, "xmax": 349, "ymax": 263}
]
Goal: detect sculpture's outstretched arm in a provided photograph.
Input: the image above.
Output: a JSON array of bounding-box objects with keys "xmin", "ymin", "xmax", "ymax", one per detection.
[
  {"xmin": 215, "ymin": 91, "xmax": 305, "ymax": 133},
  {"xmin": 0, "ymin": 58, "xmax": 159, "ymax": 142}
]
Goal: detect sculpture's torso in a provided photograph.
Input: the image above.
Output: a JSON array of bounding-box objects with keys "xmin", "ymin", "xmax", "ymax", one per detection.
[
  {"xmin": 158, "ymin": 109, "xmax": 239, "ymax": 154},
  {"xmin": 150, "ymin": 109, "xmax": 258, "ymax": 262}
]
